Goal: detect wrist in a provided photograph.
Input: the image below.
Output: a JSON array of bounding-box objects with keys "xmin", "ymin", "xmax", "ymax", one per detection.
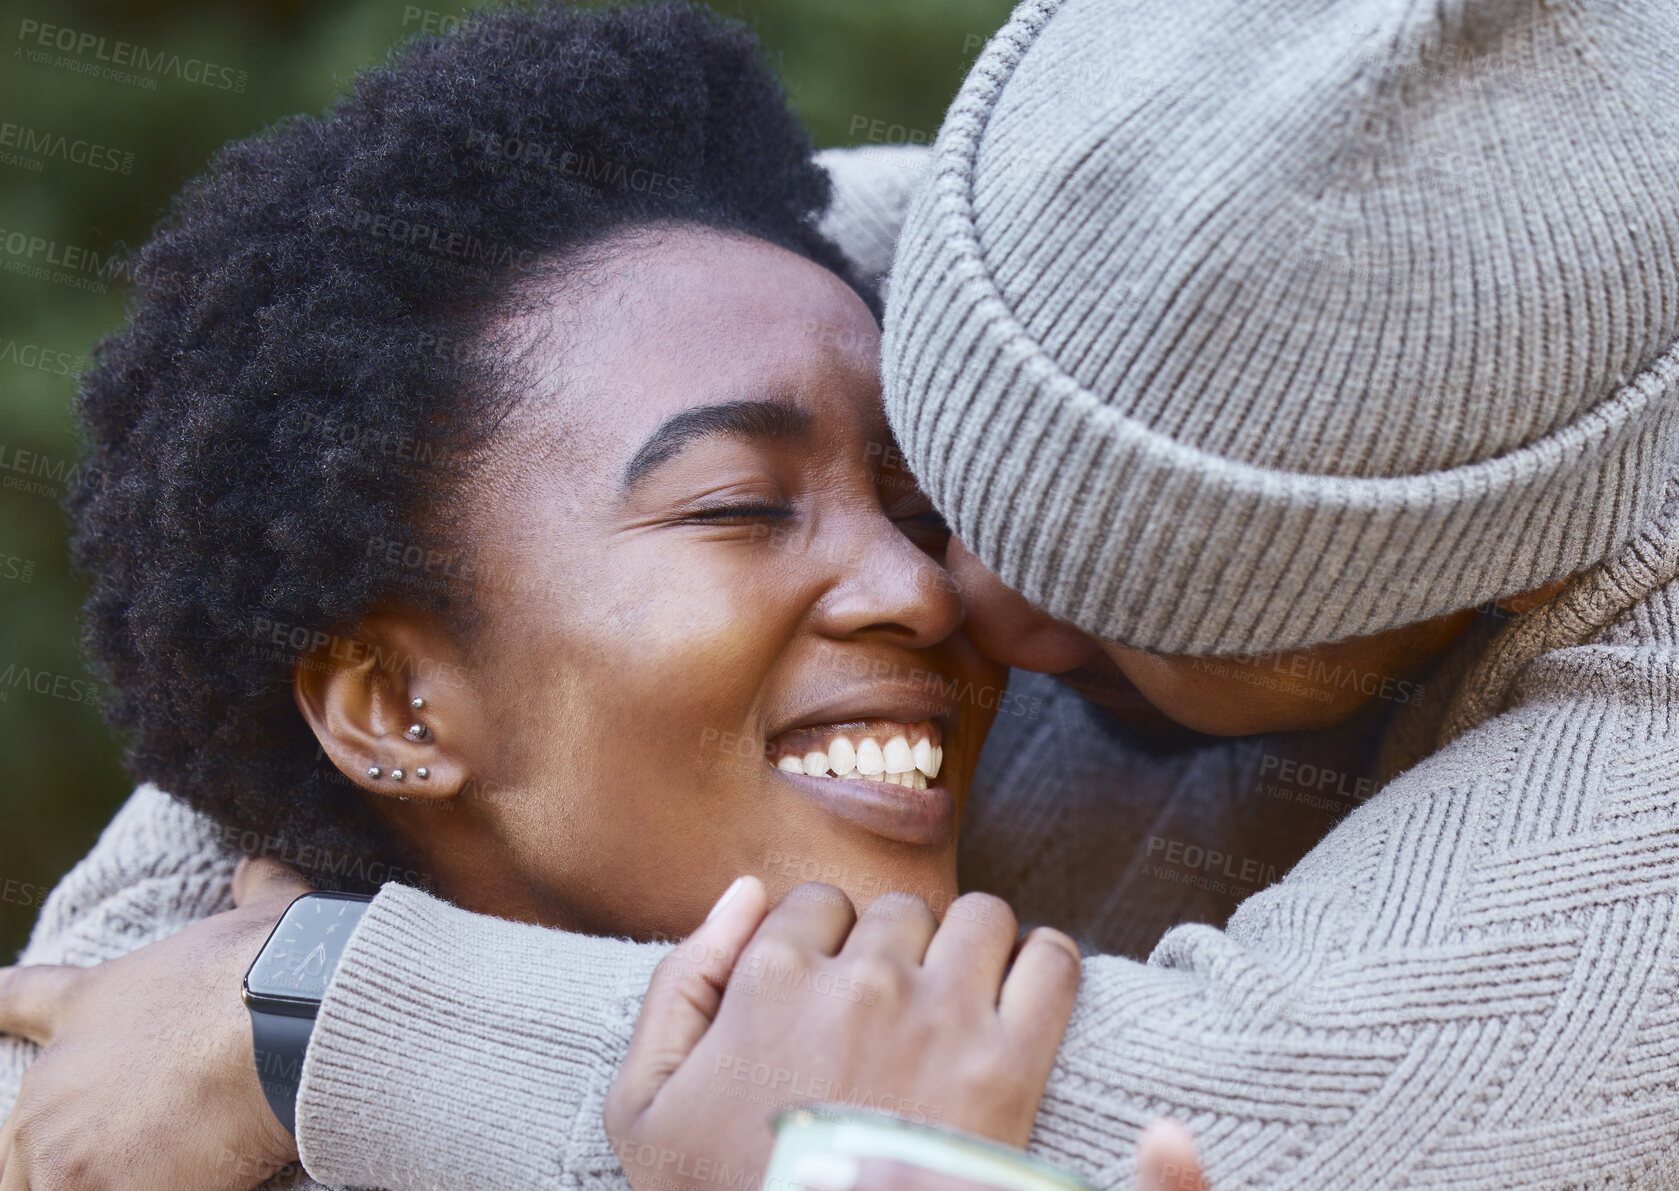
[
  {"xmin": 230, "ymin": 908, "xmax": 305, "ymax": 1165},
  {"xmin": 241, "ymin": 891, "xmax": 374, "ymax": 1137}
]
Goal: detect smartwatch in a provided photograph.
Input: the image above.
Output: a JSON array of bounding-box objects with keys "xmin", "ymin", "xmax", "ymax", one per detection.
[{"xmin": 241, "ymin": 890, "xmax": 374, "ymax": 1134}]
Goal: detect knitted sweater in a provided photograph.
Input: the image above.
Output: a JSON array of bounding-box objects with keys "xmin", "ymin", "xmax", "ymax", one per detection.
[
  {"xmin": 7, "ymin": 146, "xmax": 1679, "ymax": 1187},
  {"xmin": 6, "ymin": 478, "xmax": 1679, "ymax": 1189}
]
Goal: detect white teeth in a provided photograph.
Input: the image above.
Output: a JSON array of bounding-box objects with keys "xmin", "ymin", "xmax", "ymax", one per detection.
[
  {"xmin": 883, "ymin": 735, "xmax": 914, "ymax": 773},
  {"xmin": 773, "ymin": 729, "xmax": 940, "ymax": 784}
]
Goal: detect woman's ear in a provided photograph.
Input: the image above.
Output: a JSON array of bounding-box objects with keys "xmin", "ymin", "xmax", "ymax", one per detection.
[{"xmin": 292, "ymin": 611, "xmax": 477, "ymax": 804}]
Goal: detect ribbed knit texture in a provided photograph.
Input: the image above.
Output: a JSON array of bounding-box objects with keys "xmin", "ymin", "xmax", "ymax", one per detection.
[
  {"xmin": 882, "ymin": 0, "xmax": 1679, "ymax": 654},
  {"xmin": 296, "ymin": 885, "xmax": 666, "ymax": 1191}
]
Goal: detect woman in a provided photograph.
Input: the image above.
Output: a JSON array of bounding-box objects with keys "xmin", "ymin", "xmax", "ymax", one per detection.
[
  {"xmin": 0, "ymin": 4, "xmax": 1099, "ymax": 1187},
  {"xmin": 68, "ymin": 2, "xmax": 995, "ymax": 935}
]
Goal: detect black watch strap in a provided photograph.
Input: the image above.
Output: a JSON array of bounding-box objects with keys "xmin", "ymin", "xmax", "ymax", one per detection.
[{"xmin": 250, "ymin": 1007, "xmax": 316, "ymax": 1135}]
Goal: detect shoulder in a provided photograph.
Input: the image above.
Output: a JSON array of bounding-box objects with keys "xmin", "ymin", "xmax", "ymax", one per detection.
[
  {"xmin": 815, "ymin": 144, "xmax": 932, "ymax": 295},
  {"xmin": 19, "ymin": 783, "xmax": 237, "ymax": 968}
]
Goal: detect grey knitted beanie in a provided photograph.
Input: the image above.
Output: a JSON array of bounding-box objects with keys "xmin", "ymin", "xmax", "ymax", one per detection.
[{"xmin": 883, "ymin": 0, "xmax": 1679, "ymax": 655}]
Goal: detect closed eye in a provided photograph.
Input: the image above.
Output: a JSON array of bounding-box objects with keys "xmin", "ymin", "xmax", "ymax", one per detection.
[
  {"xmin": 893, "ymin": 509, "xmax": 949, "ymax": 533},
  {"xmin": 680, "ymin": 501, "xmax": 796, "ymax": 524},
  {"xmin": 890, "ymin": 505, "xmax": 950, "ymax": 557}
]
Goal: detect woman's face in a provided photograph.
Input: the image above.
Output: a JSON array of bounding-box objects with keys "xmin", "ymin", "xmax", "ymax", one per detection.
[{"xmin": 316, "ymin": 227, "xmax": 1003, "ymax": 940}]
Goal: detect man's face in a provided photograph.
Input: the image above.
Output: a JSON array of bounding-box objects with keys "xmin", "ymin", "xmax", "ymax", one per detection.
[{"xmin": 946, "ymin": 535, "xmax": 1482, "ymax": 735}]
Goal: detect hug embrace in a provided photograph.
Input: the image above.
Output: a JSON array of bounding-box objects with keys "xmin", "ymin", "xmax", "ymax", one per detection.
[{"xmin": 3, "ymin": 0, "xmax": 1679, "ymax": 1187}]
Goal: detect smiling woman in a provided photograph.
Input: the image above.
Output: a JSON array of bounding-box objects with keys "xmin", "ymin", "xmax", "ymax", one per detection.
[
  {"xmin": 0, "ymin": 9, "xmax": 1072, "ymax": 1187},
  {"xmin": 64, "ymin": 0, "xmax": 1000, "ymax": 942},
  {"xmin": 296, "ymin": 224, "xmax": 1001, "ymax": 938}
]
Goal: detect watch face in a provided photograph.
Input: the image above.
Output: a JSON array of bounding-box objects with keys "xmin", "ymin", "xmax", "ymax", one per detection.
[{"xmin": 245, "ymin": 893, "xmax": 369, "ymax": 1002}]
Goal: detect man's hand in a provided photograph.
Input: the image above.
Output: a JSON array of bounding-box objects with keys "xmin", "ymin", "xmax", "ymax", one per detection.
[
  {"xmin": 1136, "ymin": 1120, "xmax": 1209, "ymax": 1191},
  {"xmin": 0, "ymin": 858, "xmax": 313, "ymax": 1190},
  {"xmin": 604, "ymin": 879, "xmax": 1083, "ymax": 1191}
]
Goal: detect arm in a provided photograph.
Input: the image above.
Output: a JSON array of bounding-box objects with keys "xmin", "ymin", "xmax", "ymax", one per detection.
[
  {"xmin": 0, "ymin": 783, "xmax": 238, "ymax": 1118},
  {"xmin": 0, "ymin": 857, "xmax": 321, "ymax": 1191},
  {"xmin": 10, "ymin": 669, "xmax": 1653, "ymax": 1191},
  {"xmin": 596, "ymin": 633, "xmax": 1679, "ymax": 1190},
  {"xmin": 0, "ymin": 781, "xmax": 661, "ymax": 1191},
  {"xmin": 1025, "ymin": 681, "xmax": 1679, "ymax": 1187},
  {"xmin": 296, "ymin": 886, "xmax": 668, "ymax": 1191},
  {"xmin": 7, "ymin": 782, "xmax": 237, "ymax": 965}
]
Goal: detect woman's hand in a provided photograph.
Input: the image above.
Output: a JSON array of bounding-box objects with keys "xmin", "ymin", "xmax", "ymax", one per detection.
[
  {"xmin": 604, "ymin": 879, "xmax": 1084, "ymax": 1191},
  {"xmin": 0, "ymin": 858, "xmax": 313, "ymax": 1191}
]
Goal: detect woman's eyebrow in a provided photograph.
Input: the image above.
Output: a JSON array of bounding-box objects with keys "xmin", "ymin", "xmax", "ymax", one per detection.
[{"xmin": 621, "ymin": 398, "xmax": 813, "ymax": 489}]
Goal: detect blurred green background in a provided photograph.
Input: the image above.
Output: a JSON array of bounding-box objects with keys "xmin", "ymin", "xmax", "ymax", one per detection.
[{"xmin": 0, "ymin": 0, "xmax": 1015, "ymax": 958}]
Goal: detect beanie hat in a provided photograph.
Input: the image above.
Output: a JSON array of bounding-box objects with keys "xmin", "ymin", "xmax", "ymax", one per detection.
[{"xmin": 883, "ymin": 0, "xmax": 1679, "ymax": 655}]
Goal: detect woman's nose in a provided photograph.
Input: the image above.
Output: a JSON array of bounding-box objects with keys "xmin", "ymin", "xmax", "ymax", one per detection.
[{"xmin": 810, "ymin": 518, "xmax": 965, "ymax": 648}]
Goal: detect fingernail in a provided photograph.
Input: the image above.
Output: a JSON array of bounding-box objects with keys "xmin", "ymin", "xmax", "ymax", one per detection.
[
  {"xmin": 706, "ymin": 876, "xmax": 747, "ymax": 923},
  {"xmin": 791, "ymin": 1153, "xmax": 859, "ymax": 1191}
]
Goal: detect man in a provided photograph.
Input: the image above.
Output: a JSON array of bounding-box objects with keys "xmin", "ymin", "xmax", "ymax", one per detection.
[{"xmin": 5, "ymin": 0, "xmax": 1679, "ymax": 1187}]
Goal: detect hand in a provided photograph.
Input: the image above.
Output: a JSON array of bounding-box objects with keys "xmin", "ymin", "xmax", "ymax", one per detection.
[
  {"xmin": 604, "ymin": 879, "xmax": 1083, "ymax": 1191},
  {"xmin": 0, "ymin": 858, "xmax": 314, "ymax": 1190},
  {"xmin": 1136, "ymin": 1119, "xmax": 1208, "ymax": 1191}
]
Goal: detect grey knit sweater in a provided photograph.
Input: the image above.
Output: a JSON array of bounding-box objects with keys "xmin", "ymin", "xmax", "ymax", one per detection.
[
  {"xmin": 7, "ymin": 145, "xmax": 1679, "ymax": 1186},
  {"xmin": 6, "ymin": 479, "xmax": 1679, "ymax": 1188}
]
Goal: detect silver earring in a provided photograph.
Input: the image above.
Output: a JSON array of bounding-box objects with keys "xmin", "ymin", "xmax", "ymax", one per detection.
[
  {"xmin": 410, "ymin": 697, "xmax": 425, "ymax": 711},
  {"xmin": 405, "ymin": 723, "xmax": 430, "ymax": 741},
  {"xmin": 415, "ymin": 767, "xmax": 430, "ymax": 779},
  {"xmin": 367, "ymin": 766, "xmax": 382, "ymax": 779},
  {"xmin": 390, "ymin": 768, "xmax": 405, "ymax": 781}
]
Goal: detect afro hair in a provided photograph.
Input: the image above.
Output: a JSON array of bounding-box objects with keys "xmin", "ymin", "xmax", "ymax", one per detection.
[{"xmin": 68, "ymin": 0, "xmax": 869, "ymax": 891}]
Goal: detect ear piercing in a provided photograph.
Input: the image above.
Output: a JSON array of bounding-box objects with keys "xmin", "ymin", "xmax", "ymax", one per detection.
[
  {"xmin": 369, "ymin": 700, "xmax": 433, "ymax": 794},
  {"xmin": 368, "ymin": 761, "xmax": 430, "ymax": 781}
]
